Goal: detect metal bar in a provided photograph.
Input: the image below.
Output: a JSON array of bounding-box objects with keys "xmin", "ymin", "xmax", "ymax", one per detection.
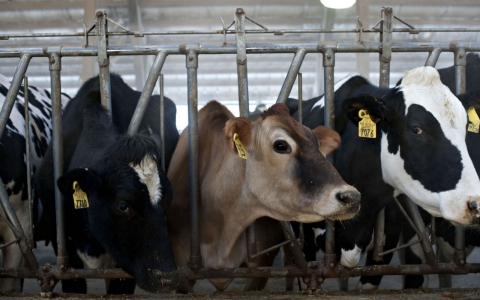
[
  {"xmin": 96, "ymin": 10, "xmax": 112, "ymax": 112},
  {"xmin": 0, "ymin": 238, "xmax": 20, "ymax": 250},
  {"xmin": 250, "ymin": 239, "xmax": 295, "ymax": 260},
  {"xmin": 0, "ymin": 54, "xmax": 31, "ymax": 138},
  {"xmin": 276, "ymin": 49, "xmax": 307, "ymax": 104},
  {"xmin": 373, "ymin": 208, "xmax": 385, "ymax": 261},
  {"xmin": 186, "ymin": 50, "xmax": 202, "ymax": 270},
  {"xmin": 280, "ymin": 221, "xmax": 308, "ymax": 270},
  {"xmin": 127, "ymin": 52, "xmax": 167, "ymax": 135},
  {"xmin": 298, "ymin": 73, "xmax": 303, "ymax": 124},
  {"xmin": 159, "ymin": 74, "xmax": 166, "ymax": 172},
  {"xmin": 235, "ymin": 8, "xmax": 250, "ymax": 118},
  {"xmin": 23, "ymin": 76, "xmax": 34, "ymax": 247},
  {"xmin": 403, "ymin": 196, "xmax": 438, "ymax": 267},
  {"xmin": 379, "ymin": 7, "xmax": 392, "ymax": 88},
  {"xmin": 424, "ymin": 48, "xmax": 441, "ymax": 67},
  {"xmin": 49, "ymin": 51, "xmax": 68, "ymax": 268}
]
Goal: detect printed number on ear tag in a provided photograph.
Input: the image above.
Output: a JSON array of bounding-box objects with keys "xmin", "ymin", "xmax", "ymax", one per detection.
[
  {"xmin": 73, "ymin": 181, "xmax": 89, "ymax": 209},
  {"xmin": 358, "ymin": 109, "xmax": 376, "ymax": 138},
  {"xmin": 233, "ymin": 133, "xmax": 248, "ymax": 160},
  {"xmin": 467, "ymin": 107, "xmax": 480, "ymax": 133}
]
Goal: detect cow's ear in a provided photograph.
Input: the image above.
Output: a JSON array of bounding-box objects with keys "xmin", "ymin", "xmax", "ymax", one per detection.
[
  {"xmin": 456, "ymin": 89, "xmax": 480, "ymax": 111},
  {"xmin": 312, "ymin": 126, "xmax": 341, "ymax": 156},
  {"xmin": 342, "ymin": 94, "xmax": 386, "ymax": 125},
  {"xmin": 57, "ymin": 168, "xmax": 99, "ymax": 205},
  {"xmin": 224, "ymin": 117, "xmax": 252, "ymax": 153}
]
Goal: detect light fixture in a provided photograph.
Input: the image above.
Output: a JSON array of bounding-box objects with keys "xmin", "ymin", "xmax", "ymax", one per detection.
[{"xmin": 320, "ymin": 0, "xmax": 356, "ymax": 9}]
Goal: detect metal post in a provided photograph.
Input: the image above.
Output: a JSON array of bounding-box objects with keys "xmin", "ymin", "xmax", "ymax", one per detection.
[
  {"xmin": 372, "ymin": 209, "xmax": 385, "ymax": 262},
  {"xmin": 0, "ymin": 55, "xmax": 31, "ymax": 139},
  {"xmin": 276, "ymin": 49, "xmax": 307, "ymax": 104},
  {"xmin": 235, "ymin": 8, "xmax": 250, "ymax": 118},
  {"xmin": 425, "ymin": 48, "xmax": 441, "ymax": 67},
  {"xmin": 186, "ymin": 50, "xmax": 202, "ymax": 270},
  {"xmin": 127, "ymin": 52, "xmax": 167, "ymax": 135},
  {"xmin": 159, "ymin": 74, "xmax": 166, "ymax": 172},
  {"xmin": 323, "ymin": 47, "xmax": 337, "ymax": 269},
  {"xmin": 280, "ymin": 222, "xmax": 308, "ymax": 270},
  {"xmin": 96, "ymin": 10, "xmax": 112, "ymax": 112},
  {"xmin": 23, "ymin": 77, "xmax": 34, "ymax": 247},
  {"xmin": 379, "ymin": 7, "xmax": 392, "ymax": 88},
  {"xmin": 49, "ymin": 51, "xmax": 68, "ymax": 268},
  {"xmin": 298, "ymin": 73, "xmax": 303, "ymax": 124}
]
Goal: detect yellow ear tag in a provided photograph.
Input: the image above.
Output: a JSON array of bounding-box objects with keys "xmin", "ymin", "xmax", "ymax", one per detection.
[
  {"xmin": 233, "ymin": 133, "xmax": 248, "ymax": 159},
  {"xmin": 358, "ymin": 109, "xmax": 376, "ymax": 138},
  {"xmin": 467, "ymin": 106, "xmax": 480, "ymax": 133},
  {"xmin": 72, "ymin": 181, "xmax": 89, "ymax": 209}
]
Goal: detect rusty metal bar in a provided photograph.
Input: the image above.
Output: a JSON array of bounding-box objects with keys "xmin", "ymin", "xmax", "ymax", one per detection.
[
  {"xmin": 280, "ymin": 221, "xmax": 308, "ymax": 270},
  {"xmin": 127, "ymin": 51, "xmax": 167, "ymax": 135},
  {"xmin": 250, "ymin": 239, "xmax": 295, "ymax": 260},
  {"xmin": 0, "ymin": 238, "xmax": 20, "ymax": 250},
  {"xmin": 379, "ymin": 7, "xmax": 392, "ymax": 89},
  {"xmin": 235, "ymin": 8, "xmax": 250, "ymax": 118},
  {"xmin": 23, "ymin": 76, "xmax": 34, "ymax": 247},
  {"xmin": 49, "ymin": 51, "xmax": 68, "ymax": 269},
  {"xmin": 96, "ymin": 10, "xmax": 112, "ymax": 112},
  {"xmin": 297, "ymin": 73, "xmax": 303, "ymax": 125},
  {"xmin": 159, "ymin": 74, "xmax": 166, "ymax": 172},
  {"xmin": 425, "ymin": 48, "xmax": 442, "ymax": 67},
  {"xmin": 186, "ymin": 50, "xmax": 202, "ymax": 270},
  {"xmin": 276, "ymin": 48, "xmax": 307, "ymax": 104}
]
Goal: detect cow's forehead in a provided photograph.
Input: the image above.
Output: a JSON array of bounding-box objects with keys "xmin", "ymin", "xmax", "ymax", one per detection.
[{"xmin": 259, "ymin": 115, "xmax": 313, "ymax": 143}]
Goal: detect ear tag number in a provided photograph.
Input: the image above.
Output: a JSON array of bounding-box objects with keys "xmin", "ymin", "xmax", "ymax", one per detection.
[
  {"xmin": 72, "ymin": 181, "xmax": 89, "ymax": 209},
  {"xmin": 233, "ymin": 133, "xmax": 248, "ymax": 160},
  {"xmin": 358, "ymin": 109, "xmax": 376, "ymax": 138},
  {"xmin": 467, "ymin": 107, "xmax": 480, "ymax": 133}
]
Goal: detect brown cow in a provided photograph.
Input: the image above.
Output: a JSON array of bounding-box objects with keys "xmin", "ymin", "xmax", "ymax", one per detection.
[{"xmin": 167, "ymin": 101, "xmax": 360, "ymax": 292}]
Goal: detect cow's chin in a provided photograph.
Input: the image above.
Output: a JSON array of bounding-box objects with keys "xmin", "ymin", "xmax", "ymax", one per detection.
[{"xmin": 328, "ymin": 211, "xmax": 359, "ymax": 221}]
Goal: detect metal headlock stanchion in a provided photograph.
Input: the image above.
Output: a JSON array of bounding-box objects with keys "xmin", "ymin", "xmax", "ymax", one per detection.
[{"xmin": 1, "ymin": 6, "xmax": 480, "ymax": 292}]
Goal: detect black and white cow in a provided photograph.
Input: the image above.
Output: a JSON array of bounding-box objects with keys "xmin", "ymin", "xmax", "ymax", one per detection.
[
  {"xmin": 34, "ymin": 74, "xmax": 180, "ymax": 293},
  {"xmin": 285, "ymin": 66, "xmax": 480, "ymax": 271},
  {"xmin": 0, "ymin": 73, "xmax": 70, "ymax": 292}
]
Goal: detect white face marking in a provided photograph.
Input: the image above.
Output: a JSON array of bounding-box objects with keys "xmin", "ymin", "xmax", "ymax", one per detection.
[
  {"xmin": 76, "ymin": 250, "xmax": 116, "ymax": 270},
  {"xmin": 381, "ymin": 67, "xmax": 480, "ymax": 225},
  {"xmin": 311, "ymin": 74, "xmax": 359, "ymax": 110},
  {"xmin": 129, "ymin": 155, "xmax": 162, "ymax": 205},
  {"xmin": 340, "ymin": 245, "xmax": 362, "ymax": 268}
]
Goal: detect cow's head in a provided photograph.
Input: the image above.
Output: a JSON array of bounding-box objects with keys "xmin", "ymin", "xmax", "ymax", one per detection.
[
  {"xmin": 224, "ymin": 103, "xmax": 360, "ymax": 223},
  {"xmin": 343, "ymin": 66, "xmax": 480, "ymax": 226},
  {"xmin": 57, "ymin": 135, "xmax": 179, "ymax": 292}
]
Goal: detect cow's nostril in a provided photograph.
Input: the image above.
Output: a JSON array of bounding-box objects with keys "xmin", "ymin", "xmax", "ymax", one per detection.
[
  {"xmin": 468, "ymin": 201, "xmax": 478, "ymax": 211},
  {"xmin": 336, "ymin": 191, "xmax": 361, "ymax": 204}
]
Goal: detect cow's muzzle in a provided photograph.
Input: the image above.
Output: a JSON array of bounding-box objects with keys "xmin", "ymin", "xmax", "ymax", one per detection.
[{"xmin": 336, "ymin": 189, "xmax": 361, "ymax": 214}]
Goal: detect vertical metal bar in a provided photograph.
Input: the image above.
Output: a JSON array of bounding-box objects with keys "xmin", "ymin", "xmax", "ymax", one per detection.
[
  {"xmin": 23, "ymin": 76, "xmax": 34, "ymax": 247},
  {"xmin": 128, "ymin": 52, "xmax": 167, "ymax": 135},
  {"xmin": 424, "ymin": 48, "xmax": 441, "ymax": 67},
  {"xmin": 0, "ymin": 55, "xmax": 31, "ymax": 139},
  {"xmin": 49, "ymin": 52, "xmax": 68, "ymax": 268},
  {"xmin": 235, "ymin": 8, "xmax": 250, "ymax": 118},
  {"xmin": 96, "ymin": 10, "xmax": 112, "ymax": 112},
  {"xmin": 159, "ymin": 74, "xmax": 166, "ymax": 172},
  {"xmin": 379, "ymin": 7, "xmax": 392, "ymax": 88},
  {"xmin": 186, "ymin": 50, "xmax": 202, "ymax": 269},
  {"xmin": 298, "ymin": 73, "xmax": 303, "ymax": 124},
  {"xmin": 280, "ymin": 221, "xmax": 308, "ymax": 270},
  {"xmin": 454, "ymin": 45, "xmax": 467, "ymax": 266},
  {"xmin": 276, "ymin": 49, "xmax": 307, "ymax": 104},
  {"xmin": 403, "ymin": 196, "xmax": 437, "ymax": 267},
  {"xmin": 372, "ymin": 209, "xmax": 385, "ymax": 262},
  {"xmin": 323, "ymin": 47, "xmax": 337, "ymax": 268}
]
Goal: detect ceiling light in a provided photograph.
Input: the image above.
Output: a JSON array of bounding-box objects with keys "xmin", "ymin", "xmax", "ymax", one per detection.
[{"xmin": 320, "ymin": 0, "xmax": 356, "ymax": 9}]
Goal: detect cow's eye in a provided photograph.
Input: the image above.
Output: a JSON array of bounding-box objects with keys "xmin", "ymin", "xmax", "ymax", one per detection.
[
  {"xmin": 273, "ymin": 140, "xmax": 291, "ymax": 154},
  {"xmin": 411, "ymin": 126, "xmax": 423, "ymax": 135},
  {"xmin": 117, "ymin": 201, "xmax": 132, "ymax": 214}
]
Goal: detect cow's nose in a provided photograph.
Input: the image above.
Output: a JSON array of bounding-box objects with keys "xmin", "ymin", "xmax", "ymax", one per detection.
[
  {"xmin": 468, "ymin": 200, "xmax": 478, "ymax": 211},
  {"xmin": 336, "ymin": 190, "xmax": 361, "ymax": 205}
]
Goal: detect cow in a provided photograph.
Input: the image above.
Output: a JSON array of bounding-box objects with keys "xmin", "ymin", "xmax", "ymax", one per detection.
[
  {"xmin": 0, "ymin": 73, "xmax": 70, "ymax": 292},
  {"xmin": 276, "ymin": 66, "xmax": 480, "ymax": 286},
  {"xmin": 34, "ymin": 74, "xmax": 180, "ymax": 293},
  {"xmin": 166, "ymin": 100, "xmax": 361, "ymax": 293}
]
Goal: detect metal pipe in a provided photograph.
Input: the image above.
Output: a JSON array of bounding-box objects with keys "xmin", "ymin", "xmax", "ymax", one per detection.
[
  {"xmin": 23, "ymin": 76, "xmax": 34, "ymax": 247},
  {"xmin": 379, "ymin": 7, "xmax": 392, "ymax": 88},
  {"xmin": 127, "ymin": 52, "xmax": 167, "ymax": 135},
  {"xmin": 159, "ymin": 74, "xmax": 166, "ymax": 172},
  {"xmin": 276, "ymin": 49, "xmax": 307, "ymax": 104},
  {"xmin": 96, "ymin": 10, "xmax": 112, "ymax": 112},
  {"xmin": 402, "ymin": 196, "xmax": 437, "ymax": 267},
  {"xmin": 372, "ymin": 208, "xmax": 385, "ymax": 262},
  {"xmin": 186, "ymin": 50, "xmax": 202, "ymax": 270},
  {"xmin": 0, "ymin": 54, "xmax": 31, "ymax": 138},
  {"xmin": 49, "ymin": 51, "xmax": 68, "ymax": 268},
  {"xmin": 235, "ymin": 8, "xmax": 250, "ymax": 118},
  {"xmin": 424, "ymin": 48, "xmax": 441, "ymax": 67},
  {"xmin": 298, "ymin": 73, "xmax": 303, "ymax": 124},
  {"xmin": 280, "ymin": 222, "xmax": 308, "ymax": 270}
]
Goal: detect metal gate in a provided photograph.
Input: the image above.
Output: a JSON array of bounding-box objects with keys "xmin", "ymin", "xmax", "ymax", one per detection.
[{"xmin": 0, "ymin": 6, "xmax": 479, "ymax": 293}]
